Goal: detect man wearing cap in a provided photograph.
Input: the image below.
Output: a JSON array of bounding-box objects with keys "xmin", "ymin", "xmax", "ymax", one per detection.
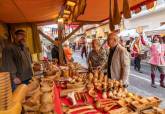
[{"xmin": 2, "ymin": 30, "xmax": 33, "ymax": 89}]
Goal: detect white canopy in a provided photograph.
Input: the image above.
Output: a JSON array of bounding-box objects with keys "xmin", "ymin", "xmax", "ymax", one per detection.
[
  {"xmin": 154, "ymin": 24, "xmax": 165, "ymax": 31},
  {"xmin": 145, "ymin": 25, "xmax": 165, "ymax": 36},
  {"xmin": 119, "ymin": 29, "xmax": 139, "ymax": 38}
]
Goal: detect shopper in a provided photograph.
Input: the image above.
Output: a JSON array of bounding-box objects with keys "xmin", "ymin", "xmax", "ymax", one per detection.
[
  {"xmin": 81, "ymin": 43, "xmax": 87, "ymax": 59},
  {"xmin": 72, "ymin": 42, "xmax": 76, "ymax": 52},
  {"xmin": 63, "ymin": 42, "xmax": 73, "ymax": 63},
  {"xmin": 132, "ymin": 37, "xmax": 142, "ymax": 72},
  {"xmin": 2, "ymin": 30, "xmax": 33, "ymax": 90},
  {"xmin": 162, "ymin": 36, "xmax": 165, "ymax": 44},
  {"xmin": 107, "ymin": 32, "xmax": 130, "ymax": 85},
  {"xmin": 51, "ymin": 39, "xmax": 66, "ymax": 63},
  {"xmin": 126, "ymin": 37, "xmax": 134, "ymax": 53},
  {"xmin": 149, "ymin": 35, "xmax": 165, "ymax": 88},
  {"xmin": 42, "ymin": 44, "xmax": 48, "ymax": 60},
  {"xmin": 46, "ymin": 45, "xmax": 52, "ymax": 60},
  {"xmin": 119, "ymin": 37, "xmax": 126, "ymax": 47},
  {"xmin": 51, "ymin": 39, "xmax": 59, "ymax": 59},
  {"xmin": 88, "ymin": 39, "xmax": 107, "ymax": 71}
]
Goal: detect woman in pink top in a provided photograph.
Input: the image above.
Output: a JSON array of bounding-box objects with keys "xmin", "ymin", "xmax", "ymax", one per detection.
[{"xmin": 149, "ymin": 35, "xmax": 165, "ymax": 88}]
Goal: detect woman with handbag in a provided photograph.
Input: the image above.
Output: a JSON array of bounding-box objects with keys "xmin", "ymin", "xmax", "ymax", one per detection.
[
  {"xmin": 149, "ymin": 35, "xmax": 165, "ymax": 88},
  {"xmin": 132, "ymin": 37, "xmax": 142, "ymax": 73}
]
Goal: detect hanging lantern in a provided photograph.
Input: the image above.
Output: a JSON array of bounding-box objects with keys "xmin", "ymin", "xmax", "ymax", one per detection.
[
  {"xmin": 66, "ymin": 1, "xmax": 76, "ymax": 7},
  {"xmin": 64, "ymin": 10, "xmax": 71, "ymax": 15},
  {"xmin": 63, "ymin": 14, "xmax": 70, "ymax": 18},
  {"xmin": 58, "ymin": 18, "xmax": 64, "ymax": 23}
]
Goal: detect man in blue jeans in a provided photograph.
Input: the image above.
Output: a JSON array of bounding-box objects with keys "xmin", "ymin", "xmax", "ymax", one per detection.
[{"xmin": 2, "ymin": 30, "xmax": 33, "ymax": 90}]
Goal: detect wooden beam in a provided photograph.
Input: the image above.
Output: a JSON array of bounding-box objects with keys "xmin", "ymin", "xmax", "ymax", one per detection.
[
  {"xmin": 38, "ymin": 29, "xmax": 55, "ymax": 44},
  {"xmin": 58, "ymin": 22, "xmax": 65, "ymax": 65},
  {"xmin": 62, "ymin": 23, "xmax": 84, "ymax": 42}
]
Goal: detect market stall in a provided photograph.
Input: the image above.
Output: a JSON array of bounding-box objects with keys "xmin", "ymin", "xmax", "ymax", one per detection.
[
  {"xmin": 21, "ymin": 61, "xmax": 165, "ymax": 114},
  {"xmin": 0, "ymin": 72, "xmax": 28, "ymax": 114},
  {"xmin": 0, "ymin": 0, "xmax": 164, "ymax": 114}
]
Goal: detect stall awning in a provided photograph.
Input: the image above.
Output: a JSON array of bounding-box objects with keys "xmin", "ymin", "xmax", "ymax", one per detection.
[
  {"xmin": 77, "ymin": 0, "xmax": 155, "ymax": 22},
  {"xmin": 0, "ymin": 0, "xmax": 65, "ymax": 23},
  {"xmin": 0, "ymin": 0, "xmax": 155, "ymax": 24}
]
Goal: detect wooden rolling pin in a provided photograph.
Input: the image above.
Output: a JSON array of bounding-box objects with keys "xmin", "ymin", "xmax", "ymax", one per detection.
[
  {"xmin": 12, "ymin": 84, "xmax": 28, "ymax": 103},
  {"xmin": 0, "ymin": 102, "xmax": 21, "ymax": 114}
]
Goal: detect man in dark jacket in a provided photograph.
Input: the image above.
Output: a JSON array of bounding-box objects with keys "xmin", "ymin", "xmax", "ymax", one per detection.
[
  {"xmin": 125, "ymin": 37, "xmax": 133, "ymax": 52},
  {"xmin": 51, "ymin": 39, "xmax": 60, "ymax": 61},
  {"xmin": 2, "ymin": 30, "xmax": 33, "ymax": 89},
  {"xmin": 51, "ymin": 39, "xmax": 66, "ymax": 64}
]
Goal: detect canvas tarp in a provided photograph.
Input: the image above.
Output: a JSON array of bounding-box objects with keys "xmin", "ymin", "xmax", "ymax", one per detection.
[
  {"xmin": 0, "ymin": 0, "xmax": 65, "ymax": 23},
  {"xmin": 0, "ymin": 0, "xmax": 154, "ymax": 24}
]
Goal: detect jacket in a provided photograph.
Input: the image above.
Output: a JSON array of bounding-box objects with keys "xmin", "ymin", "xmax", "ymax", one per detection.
[
  {"xmin": 2, "ymin": 44, "xmax": 33, "ymax": 81},
  {"xmin": 88, "ymin": 48, "xmax": 107, "ymax": 69},
  {"xmin": 51, "ymin": 45, "xmax": 59, "ymax": 60},
  {"xmin": 107, "ymin": 44, "xmax": 130, "ymax": 84},
  {"xmin": 63, "ymin": 47, "xmax": 72, "ymax": 62},
  {"xmin": 51, "ymin": 45, "xmax": 66, "ymax": 64},
  {"xmin": 149, "ymin": 43, "xmax": 165, "ymax": 66}
]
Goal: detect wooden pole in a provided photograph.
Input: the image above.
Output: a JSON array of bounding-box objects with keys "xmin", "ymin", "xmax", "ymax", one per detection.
[
  {"xmin": 38, "ymin": 29, "xmax": 55, "ymax": 44},
  {"xmin": 58, "ymin": 21, "xmax": 65, "ymax": 65},
  {"xmin": 62, "ymin": 24, "xmax": 84, "ymax": 43},
  {"xmin": 38, "ymin": 24, "xmax": 83, "ymax": 65}
]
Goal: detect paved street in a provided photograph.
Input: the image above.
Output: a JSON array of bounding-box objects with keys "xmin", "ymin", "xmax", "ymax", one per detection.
[{"xmin": 73, "ymin": 50, "xmax": 165, "ymax": 108}]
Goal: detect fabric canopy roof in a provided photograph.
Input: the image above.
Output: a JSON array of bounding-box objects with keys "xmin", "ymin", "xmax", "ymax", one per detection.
[
  {"xmin": 0, "ymin": 0, "xmax": 65, "ymax": 23},
  {"xmin": 0, "ymin": 0, "xmax": 154, "ymax": 24},
  {"xmin": 77, "ymin": 0, "xmax": 154, "ymax": 22}
]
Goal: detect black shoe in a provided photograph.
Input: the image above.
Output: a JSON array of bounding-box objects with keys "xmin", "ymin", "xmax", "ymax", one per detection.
[
  {"xmin": 134, "ymin": 67, "xmax": 137, "ymax": 71},
  {"xmin": 160, "ymin": 83, "xmax": 165, "ymax": 88},
  {"xmin": 134, "ymin": 65, "xmax": 136, "ymax": 69},
  {"xmin": 151, "ymin": 84, "xmax": 157, "ymax": 88}
]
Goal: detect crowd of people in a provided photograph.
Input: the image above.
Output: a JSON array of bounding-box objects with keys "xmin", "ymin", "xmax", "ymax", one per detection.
[
  {"xmin": 87, "ymin": 33, "xmax": 130, "ymax": 86},
  {"xmin": 124, "ymin": 34, "xmax": 165, "ymax": 88},
  {"xmin": 49, "ymin": 32, "xmax": 165, "ymax": 88},
  {"xmin": 1, "ymin": 29, "xmax": 164, "ymax": 91},
  {"xmin": 78, "ymin": 33, "xmax": 165, "ymax": 88}
]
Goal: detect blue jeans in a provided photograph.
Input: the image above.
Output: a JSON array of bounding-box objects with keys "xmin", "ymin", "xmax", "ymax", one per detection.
[{"xmin": 12, "ymin": 79, "xmax": 31, "ymax": 91}]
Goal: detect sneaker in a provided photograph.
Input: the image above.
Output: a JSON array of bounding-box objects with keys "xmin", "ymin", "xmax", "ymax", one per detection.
[
  {"xmin": 151, "ymin": 84, "xmax": 157, "ymax": 88},
  {"xmin": 160, "ymin": 83, "xmax": 165, "ymax": 88}
]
